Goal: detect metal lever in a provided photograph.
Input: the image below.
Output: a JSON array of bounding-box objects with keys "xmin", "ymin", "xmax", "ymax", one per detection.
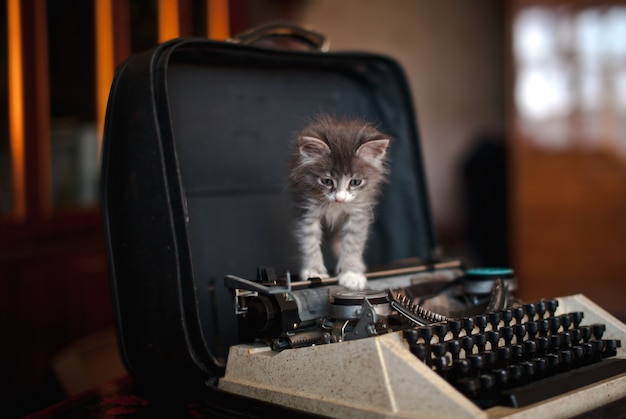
[{"xmin": 224, "ymin": 271, "xmax": 292, "ymax": 294}]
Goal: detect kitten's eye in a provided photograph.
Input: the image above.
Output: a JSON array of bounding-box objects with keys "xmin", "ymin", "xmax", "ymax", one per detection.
[
  {"xmin": 349, "ymin": 179, "xmax": 363, "ymax": 187},
  {"xmin": 319, "ymin": 177, "xmax": 334, "ymax": 187}
]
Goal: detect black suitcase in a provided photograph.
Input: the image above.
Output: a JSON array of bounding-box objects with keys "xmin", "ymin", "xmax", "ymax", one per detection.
[{"xmin": 101, "ymin": 23, "xmax": 438, "ymax": 386}]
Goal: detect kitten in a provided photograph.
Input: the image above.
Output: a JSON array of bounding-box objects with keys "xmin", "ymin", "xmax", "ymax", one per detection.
[{"xmin": 289, "ymin": 115, "xmax": 391, "ymax": 290}]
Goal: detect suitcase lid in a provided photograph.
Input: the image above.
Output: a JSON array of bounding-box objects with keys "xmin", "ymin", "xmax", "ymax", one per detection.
[{"xmin": 101, "ymin": 34, "xmax": 438, "ymax": 382}]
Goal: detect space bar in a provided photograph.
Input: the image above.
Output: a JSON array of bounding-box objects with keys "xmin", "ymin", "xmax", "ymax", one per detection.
[{"xmin": 501, "ymin": 358, "xmax": 626, "ymax": 408}]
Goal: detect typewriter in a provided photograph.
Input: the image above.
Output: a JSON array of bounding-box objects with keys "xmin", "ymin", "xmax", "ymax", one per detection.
[
  {"xmin": 100, "ymin": 32, "xmax": 626, "ymax": 419},
  {"xmin": 219, "ymin": 262, "xmax": 626, "ymax": 418}
]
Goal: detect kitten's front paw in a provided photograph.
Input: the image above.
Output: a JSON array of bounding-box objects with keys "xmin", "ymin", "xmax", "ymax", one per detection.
[
  {"xmin": 301, "ymin": 267, "xmax": 329, "ymax": 280},
  {"xmin": 338, "ymin": 271, "xmax": 367, "ymax": 290}
]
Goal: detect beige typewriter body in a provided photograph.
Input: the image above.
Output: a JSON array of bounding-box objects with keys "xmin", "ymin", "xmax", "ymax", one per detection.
[{"xmin": 219, "ymin": 294, "xmax": 626, "ymax": 418}]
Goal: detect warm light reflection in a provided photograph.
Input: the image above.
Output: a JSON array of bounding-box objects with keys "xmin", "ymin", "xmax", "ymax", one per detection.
[
  {"xmin": 514, "ymin": 6, "xmax": 626, "ymax": 154},
  {"xmin": 8, "ymin": 0, "xmax": 25, "ymax": 219},
  {"xmin": 208, "ymin": 0, "xmax": 230, "ymax": 40},
  {"xmin": 95, "ymin": 0, "xmax": 114, "ymax": 152},
  {"xmin": 159, "ymin": 0, "xmax": 180, "ymax": 42},
  {"xmin": 34, "ymin": 0, "xmax": 51, "ymax": 214}
]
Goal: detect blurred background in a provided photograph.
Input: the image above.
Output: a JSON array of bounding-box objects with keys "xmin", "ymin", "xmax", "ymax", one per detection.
[{"xmin": 1, "ymin": 0, "xmax": 625, "ymax": 416}]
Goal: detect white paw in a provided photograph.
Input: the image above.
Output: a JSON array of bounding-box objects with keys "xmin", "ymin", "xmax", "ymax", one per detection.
[
  {"xmin": 301, "ymin": 267, "xmax": 329, "ymax": 280},
  {"xmin": 338, "ymin": 271, "xmax": 367, "ymax": 290}
]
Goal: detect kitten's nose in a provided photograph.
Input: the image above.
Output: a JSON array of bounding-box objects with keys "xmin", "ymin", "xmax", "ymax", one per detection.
[{"xmin": 335, "ymin": 191, "xmax": 348, "ymax": 202}]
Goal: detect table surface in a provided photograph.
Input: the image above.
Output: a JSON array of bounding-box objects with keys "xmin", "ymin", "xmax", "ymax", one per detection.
[
  {"xmin": 25, "ymin": 375, "xmax": 325, "ymax": 418},
  {"xmin": 26, "ymin": 373, "xmax": 626, "ymax": 419}
]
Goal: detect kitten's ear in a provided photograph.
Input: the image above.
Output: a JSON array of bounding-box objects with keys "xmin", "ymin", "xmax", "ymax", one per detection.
[
  {"xmin": 299, "ymin": 136, "xmax": 330, "ymax": 160},
  {"xmin": 356, "ymin": 139, "xmax": 390, "ymax": 166}
]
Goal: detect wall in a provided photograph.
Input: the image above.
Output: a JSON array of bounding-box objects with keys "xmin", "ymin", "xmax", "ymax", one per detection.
[{"xmin": 294, "ymin": 0, "xmax": 506, "ymax": 256}]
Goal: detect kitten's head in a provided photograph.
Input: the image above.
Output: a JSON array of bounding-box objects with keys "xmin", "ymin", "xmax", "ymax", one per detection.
[{"xmin": 290, "ymin": 115, "xmax": 391, "ymax": 205}]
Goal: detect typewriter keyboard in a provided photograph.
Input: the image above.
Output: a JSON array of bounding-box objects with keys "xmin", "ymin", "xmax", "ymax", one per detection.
[{"xmin": 402, "ymin": 299, "xmax": 626, "ymax": 408}]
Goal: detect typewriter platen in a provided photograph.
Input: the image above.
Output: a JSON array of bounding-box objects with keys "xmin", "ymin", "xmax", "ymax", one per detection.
[{"xmin": 218, "ymin": 263, "xmax": 626, "ymax": 418}]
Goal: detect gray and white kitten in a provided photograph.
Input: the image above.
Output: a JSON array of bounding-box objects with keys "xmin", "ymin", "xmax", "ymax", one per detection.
[{"xmin": 289, "ymin": 115, "xmax": 391, "ymax": 290}]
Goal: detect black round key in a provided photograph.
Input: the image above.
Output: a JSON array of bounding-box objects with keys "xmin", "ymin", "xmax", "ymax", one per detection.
[
  {"xmin": 550, "ymin": 334, "xmax": 562, "ymax": 351},
  {"xmin": 524, "ymin": 303, "xmax": 537, "ymax": 321},
  {"xmin": 546, "ymin": 353, "xmax": 560, "ymax": 374},
  {"xmin": 456, "ymin": 377, "xmax": 480, "ymax": 396},
  {"xmin": 580, "ymin": 325, "xmax": 592, "ymax": 342},
  {"xmin": 474, "ymin": 333, "xmax": 487, "ymax": 352},
  {"xmin": 448, "ymin": 339, "xmax": 461, "ymax": 360},
  {"xmin": 512, "ymin": 306, "xmax": 525, "ymax": 324},
  {"xmin": 468, "ymin": 353, "xmax": 484, "ymax": 373},
  {"xmin": 480, "ymin": 374, "xmax": 495, "ymax": 391},
  {"xmin": 536, "ymin": 300, "xmax": 547, "ymax": 319},
  {"xmin": 560, "ymin": 314, "xmax": 572, "ymax": 330},
  {"xmin": 533, "ymin": 356, "xmax": 547, "ymax": 378},
  {"xmin": 513, "ymin": 324, "xmax": 526, "ymax": 343},
  {"xmin": 448, "ymin": 320, "xmax": 462, "ymax": 339},
  {"xmin": 433, "ymin": 356, "xmax": 449, "ymax": 376},
  {"xmin": 570, "ymin": 328, "xmax": 582, "ymax": 345},
  {"xmin": 570, "ymin": 311, "xmax": 584, "ymax": 328},
  {"xmin": 521, "ymin": 360, "xmax": 535, "ymax": 381},
  {"xmin": 526, "ymin": 320, "xmax": 538, "ymax": 340},
  {"xmin": 523, "ymin": 340, "xmax": 537, "ymax": 359},
  {"xmin": 559, "ymin": 349, "xmax": 573, "ymax": 371},
  {"xmin": 508, "ymin": 364, "xmax": 522, "ymax": 383},
  {"xmin": 591, "ymin": 340, "xmax": 604, "ymax": 362},
  {"xmin": 549, "ymin": 316, "xmax": 561, "ymax": 334},
  {"xmin": 431, "ymin": 342, "xmax": 448, "ymax": 357},
  {"xmin": 483, "ymin": 350, "xmax": 496, "ymax": 371},
  {"xmin": 559, "ymin": 331, "xmax": 571, "ymax": 349},
  {"xmin": 536, "ymin": 336, "xmax": 549, "ymax": 356},
  {"xmin": 486, "ymin": 330, "xmax": 500, "ymax": 350},
  {"xmin": 409, "ymin": 343, "xmax": 428, "ymax": 362},
  {"xmin": 538, "ymin": 319, "xmax": 550, "ymax": 336},
  {"xmin": 571, "ymin": 345, "xmax": 584, "ymax": 367},
  {"xmin": 462, "ymin": 317, "xmax": 475, "ymax": 335},
  {"xmin": 545, "ymin": 299, "xmax": 559, "ymax": 317},
  {"xmin": 461, "ymin": 335, "xmax": 475, "ymax": 355},
  {"xmin": 511, "ymin": 344, "xmax": 523, "ymax": 363},
  {"xmin": 403, "ymin": 328, "xmax": 419, "ymax": 343},
  {"xmin": 592, "ymin": 323, "xmax": 606, "ymax": 340},
  {"xmin": 419, "ymin": 326, "xmax": 434, "ymax": 344},
  {"xmin": 497, "ymin": 346, "xmax": 511, "ymax": 368},
  {"xmin": 501, "ymin": 326, "xmax": 514, "ymax": 345},
  {"xmin": 582, "ymin": 342, "xmax": 594, "ymax": 364},
  {"xmin": 434, "ymin": 323, "xmax": 448, "ymax": 342},
  {"xmin": 492, "ymin": 368, "xmax": 509, "ymax": 386},
  {"xmin": 500, "ymin": 308, "xmax": 513, "ymax": 326},
  {"xmin": 475, "ymin": 315, "xmax": 487, "ymax": 332},
  {"xmin": 602, "ymin": 339, "xmax": 620, "ymax": 357},
  {"xmin": 453, "ymin": 359, "xmax": 470, "ymax": 378},
  {"xmin": 488, "ymin": 312, "xmax": 501, "ymax": 329}
]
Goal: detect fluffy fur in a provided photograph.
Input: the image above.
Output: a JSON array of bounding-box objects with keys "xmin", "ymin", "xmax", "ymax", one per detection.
[{"xmin": 289, "ymin": 115, "xmax": 390, "ymax": 290}]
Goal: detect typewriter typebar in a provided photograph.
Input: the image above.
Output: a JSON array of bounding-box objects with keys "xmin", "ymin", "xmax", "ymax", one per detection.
[{"xmin": 220, "ymin": 265, "xmax": 626, "ymax": 418}]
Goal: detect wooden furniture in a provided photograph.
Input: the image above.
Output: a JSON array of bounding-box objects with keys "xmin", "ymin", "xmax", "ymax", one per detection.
[{"xmin": 508, "ymin": 0, "xmax": 626, "ymax": 320}]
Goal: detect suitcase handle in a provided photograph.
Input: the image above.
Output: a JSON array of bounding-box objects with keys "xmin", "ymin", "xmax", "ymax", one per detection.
[{"xmin": 229, "ymin": 21, "xmax": 329, "ymax": 52}]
